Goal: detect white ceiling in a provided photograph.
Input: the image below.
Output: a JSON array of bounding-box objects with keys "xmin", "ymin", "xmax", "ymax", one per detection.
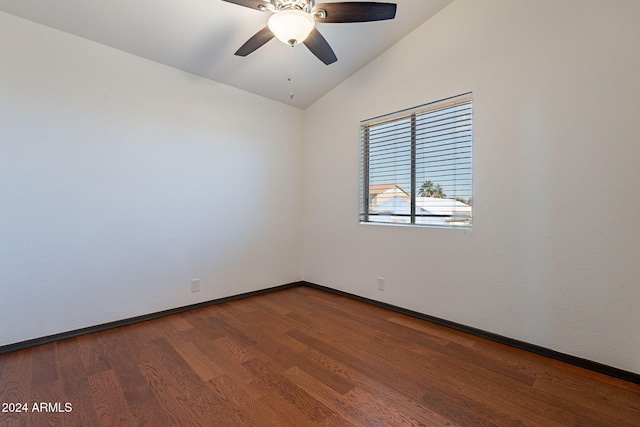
[{"xmin": 0, "ymin": 0, "xmax": 453, "ymax": 109}]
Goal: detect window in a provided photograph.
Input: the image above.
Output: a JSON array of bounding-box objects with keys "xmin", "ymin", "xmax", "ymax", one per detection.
[{"xmin": 360, "ymin": 93, "xmax": 472, "ymax": 228}]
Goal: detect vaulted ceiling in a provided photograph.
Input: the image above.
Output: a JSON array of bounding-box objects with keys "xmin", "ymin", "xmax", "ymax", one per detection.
[{"xmin": 0, "ymin": 0, "xmax": 453, "ymax": 108}]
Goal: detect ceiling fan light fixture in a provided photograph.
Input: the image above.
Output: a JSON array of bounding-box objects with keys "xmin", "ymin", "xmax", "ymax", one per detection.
[{"xmin": 268, "ymin": 9, "xmax": 315, "ymax": 45}]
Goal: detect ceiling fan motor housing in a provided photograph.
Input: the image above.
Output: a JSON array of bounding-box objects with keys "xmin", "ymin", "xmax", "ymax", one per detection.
[{"xmin": 272, "ymin": 0, "xmax": 313, "ymax": 13}]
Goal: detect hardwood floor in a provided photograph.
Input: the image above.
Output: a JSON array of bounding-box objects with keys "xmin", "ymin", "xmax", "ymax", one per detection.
[{"xmin": 1, "ymin": 286, "xmax": 638, "ymax": 426}]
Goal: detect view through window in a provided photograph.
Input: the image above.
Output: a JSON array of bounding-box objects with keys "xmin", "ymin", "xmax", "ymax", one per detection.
[{"xmin": 360, "ymin": 93, "xmax": 472, "ymax": 227}]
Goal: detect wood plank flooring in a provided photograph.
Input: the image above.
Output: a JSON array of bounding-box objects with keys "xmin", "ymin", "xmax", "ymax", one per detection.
[{"xmin": 1, "ymin": 286, "xmax": 638, "ymax": 426}]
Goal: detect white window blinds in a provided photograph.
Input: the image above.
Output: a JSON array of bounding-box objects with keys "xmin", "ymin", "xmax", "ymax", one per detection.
[{"xmin": 360, "ymin": 93, "xmax": 472, "ymax": 227}]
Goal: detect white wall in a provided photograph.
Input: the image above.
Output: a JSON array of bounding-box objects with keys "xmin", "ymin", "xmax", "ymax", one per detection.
[
  {"xmin": 0, "ymin": 12, "xmax": 303, "ymax": 346},
  {"xmin": 302, "ymin": 0, "xmax": 640, "ymax": 374}
]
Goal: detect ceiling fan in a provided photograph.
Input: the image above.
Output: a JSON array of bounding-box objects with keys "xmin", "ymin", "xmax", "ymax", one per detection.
[{"xmin": 223, "ymin": 0, "xmax": 397, "ymax": 65}]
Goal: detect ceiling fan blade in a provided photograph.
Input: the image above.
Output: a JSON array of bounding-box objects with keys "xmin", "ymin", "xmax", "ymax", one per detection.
[
  {"xmin": 235, "ymin": 26, "xmax": 275, "ymax": 56},
  {"xmin": 221, "ymin": 0, "xmax": 272, "ymax": 12},
  {"xmin": 303, "ymin": 28, "xmax": 337, "ymax": 65},
  {"xmin": 312, "ymin": 2, "xmax": 397, "ymax": 23}
]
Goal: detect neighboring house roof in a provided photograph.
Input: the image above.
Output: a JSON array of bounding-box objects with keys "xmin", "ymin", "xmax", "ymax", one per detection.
[
  {"xmin": 369, "ymin": 184, "xmax": 410, "ymax": 197},
  {"xmin": 370, "ymin": 197, "xmax": 471, "ymax": 216},
  {"xmin": 415, "ymin": 197, "xmax": 471, "ymax": 216},
  {"xmin": 370, "ymin": 198, "xmax": 426, "ymax": 215}
]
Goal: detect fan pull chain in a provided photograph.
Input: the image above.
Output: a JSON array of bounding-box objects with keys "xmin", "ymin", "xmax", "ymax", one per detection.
[{"xmin": 288, "ymin": 44, "xmax": 295, "ymax": 99}]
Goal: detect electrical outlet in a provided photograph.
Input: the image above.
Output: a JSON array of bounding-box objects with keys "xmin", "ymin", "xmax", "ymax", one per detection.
[
  {"xmin": 191, "ymin": 279, "xmax": 200, "ymax": 293},
  {"xmin": 377, "ymin": 277, "xmax": 386, "ymax": 291}
]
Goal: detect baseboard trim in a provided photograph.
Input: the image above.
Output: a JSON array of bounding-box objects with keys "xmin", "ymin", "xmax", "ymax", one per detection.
[
  {"xmin": 2, "ymin": 280, "xmax": 638, "ymax": 385},
  {"xmin": 0, "ymin": 281, "xmax": 302, "ymax": 356},
  {"xmin": 301, "ymin": 281, "xmax": 640, "ymax": 385}
]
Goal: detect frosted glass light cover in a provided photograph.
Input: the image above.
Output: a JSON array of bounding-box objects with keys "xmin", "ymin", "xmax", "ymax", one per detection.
[{"xmin": 268, "ymin": 9, "xmax": 315, "ymax": 45}]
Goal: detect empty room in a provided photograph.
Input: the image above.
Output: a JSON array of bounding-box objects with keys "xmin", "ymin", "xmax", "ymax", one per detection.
[{"xmin": 1, "ymin": 0, "xmax": 639, "ymax": 425}]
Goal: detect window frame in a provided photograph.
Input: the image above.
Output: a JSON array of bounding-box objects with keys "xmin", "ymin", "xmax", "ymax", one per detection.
[{"xmin": 359, "ymin": 93, "xmax": 473, "ymax": 228}]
